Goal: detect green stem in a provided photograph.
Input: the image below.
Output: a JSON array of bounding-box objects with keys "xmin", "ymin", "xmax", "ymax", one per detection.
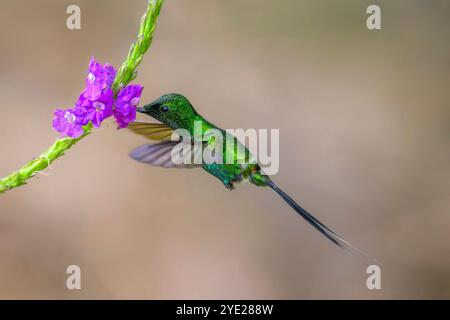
[{"xmin": 0, "ymin": 0, "xmax": 164, "ymax": 194}]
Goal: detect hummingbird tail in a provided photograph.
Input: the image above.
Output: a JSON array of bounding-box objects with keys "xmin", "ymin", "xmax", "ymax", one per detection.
[{"xmin": 266, "ymin": 180, "xmax": 374, "ymax": 264}]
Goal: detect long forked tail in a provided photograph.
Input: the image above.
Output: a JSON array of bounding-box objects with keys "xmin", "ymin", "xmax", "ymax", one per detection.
[{"xmin": 267, "ymin": 180, "xmax": 373, "ymax": 263}]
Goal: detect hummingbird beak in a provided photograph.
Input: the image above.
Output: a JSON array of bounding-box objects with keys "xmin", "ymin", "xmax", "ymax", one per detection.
[{"xmin": 136, "ymin": 107, "xmax": 145, "ymax": 113}]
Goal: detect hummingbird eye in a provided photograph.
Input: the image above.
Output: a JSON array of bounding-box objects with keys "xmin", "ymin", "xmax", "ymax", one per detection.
[{"xmin": 160, "ymin": 105, "xmax": 169, "ymax": 113}]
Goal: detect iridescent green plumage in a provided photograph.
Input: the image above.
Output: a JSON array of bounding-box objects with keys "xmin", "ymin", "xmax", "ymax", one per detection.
[
  {"xmin": 129, "ymin": 93, "xmax": 369, "ymax": 260},
  {"xmin": 130, "ymin": 93, "xmax": 268, "ymax": 189}
]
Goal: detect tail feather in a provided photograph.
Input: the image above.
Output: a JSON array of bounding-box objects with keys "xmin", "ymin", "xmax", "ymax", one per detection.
[{"xmin": 267, "ymin": 180, "xmax": 374, "ymax": 264}]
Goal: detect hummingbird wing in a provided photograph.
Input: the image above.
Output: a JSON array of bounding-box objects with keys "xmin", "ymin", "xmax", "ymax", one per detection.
[
  {"xmin": 128, "ymin": 122, "xmax": 173, "ymax": 141},
  {"xmin": 129, "ymin": 140, "xmax": 204, "ymax": 169}
]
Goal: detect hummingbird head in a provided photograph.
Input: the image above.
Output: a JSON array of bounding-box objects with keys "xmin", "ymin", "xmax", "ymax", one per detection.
[{"xmin": 137, "ymin": 93, "xmax": 198, "ymax": 129}]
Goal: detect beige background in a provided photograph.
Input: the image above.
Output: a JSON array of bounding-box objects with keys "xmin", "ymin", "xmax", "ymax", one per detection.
[{"xmin": 0, "ymin": 0, "xmax": 449, "ymax": 299}]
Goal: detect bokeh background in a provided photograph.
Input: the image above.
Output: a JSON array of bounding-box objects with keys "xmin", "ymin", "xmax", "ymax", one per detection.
[{"xmin": 0, "ymin": 0, "xmax": 449, "ymax": 299}]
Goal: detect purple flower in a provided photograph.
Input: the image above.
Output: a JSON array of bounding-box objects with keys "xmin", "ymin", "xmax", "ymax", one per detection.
[
  {"xmin": 113, "ymin": 84, "xmax": 143, "ymax": 128},
  {"xmin": 76, "ymin": 88, "xmax": 114, "ymax": 128},
  {"xmin": 52, "ymin": 108, "xmax": 86, "ymax": 138},
  {"xmin": 51, "ymin": 57, "xmax": 143, "ymax": 136},
  {"xmin": 83, "ymin": 57, "xmax": 116, "ymax": 101}
]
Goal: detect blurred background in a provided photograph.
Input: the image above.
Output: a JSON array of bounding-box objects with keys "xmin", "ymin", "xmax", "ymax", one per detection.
[{"xmin": 0, "ymin": 0, "xmax": 449, "ymax": 299}]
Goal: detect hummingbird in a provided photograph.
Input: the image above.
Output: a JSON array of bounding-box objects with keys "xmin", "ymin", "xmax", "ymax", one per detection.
[{"xmin": 129, "ymin": 93, "xmax": 365, "ymax": 256}]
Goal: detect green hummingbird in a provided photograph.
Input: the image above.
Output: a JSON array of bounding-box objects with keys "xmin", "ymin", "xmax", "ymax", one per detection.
[{"xmin": 129, "ymin": 93, "xmax": 363, "ymax": 256}]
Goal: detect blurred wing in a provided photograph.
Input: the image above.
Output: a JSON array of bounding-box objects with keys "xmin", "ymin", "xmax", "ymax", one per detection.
[
  {"xmin": 128, "ymin": 122, "xmax": 173, "ymax": 141},
  {"xmin": 129, "ymin": 141, "xmax": 204, "ymax": 169}
]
